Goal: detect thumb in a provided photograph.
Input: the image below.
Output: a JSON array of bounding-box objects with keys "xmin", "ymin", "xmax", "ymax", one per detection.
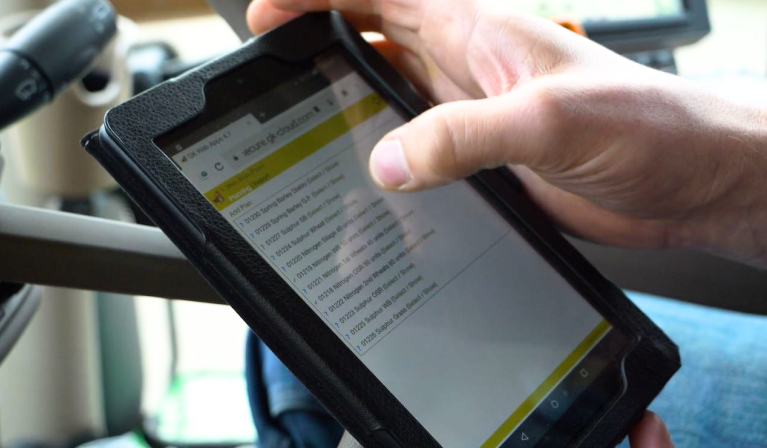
[
  {"xmin": 368, "ymin": 92, "xmax": 550, "ymax": 191},
  {"xmin": 629, "ymin": 412, "xmax": 674, "ymax": 448}
]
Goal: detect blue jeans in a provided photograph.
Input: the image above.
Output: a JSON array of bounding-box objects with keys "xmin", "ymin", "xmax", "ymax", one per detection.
[
  {"xmin": 245, "ymin": 332, "xmax": 344, "ymax": 448},
  {"xmin": 617, "ymin": 293, "xmax": 767, "ymax": 448},
  {"xmin": 246, "ymin": 293, "xmax": 767, "ymax": 448}
]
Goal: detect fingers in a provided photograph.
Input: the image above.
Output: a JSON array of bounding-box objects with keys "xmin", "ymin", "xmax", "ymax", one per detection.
[
  {"xmin": 629, "ymin": 412, "xmax": 674, "ymax": 448},
  {"xmin": 248, "ymin": 0, "xmax": 384, "ymax": 35},
  {"xmin": 269, "ymin": 0, "xmax": 382, "ymax": 15},
  {"xmin": 369, "ymin": 92, "xmax": 551, "ymax": 191},
  {"xmin": 245, "ymin": 0, "xmax": 435, "ymax": 100},
  {"xmin": 247, "ymin": 0, "xmax": 301, "ymax": 35},
  {"xmin": 248, "ymin": 0, "xmax": 427, "ymax": 51},
  {"xmin": 370, "ymin": 40, "xmax": 433, "ymax": 99}
]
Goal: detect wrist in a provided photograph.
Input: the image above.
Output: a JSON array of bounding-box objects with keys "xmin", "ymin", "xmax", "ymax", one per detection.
[{"xmin": 669, "ymin": 100, "xmax": 767, "ymax": 268}]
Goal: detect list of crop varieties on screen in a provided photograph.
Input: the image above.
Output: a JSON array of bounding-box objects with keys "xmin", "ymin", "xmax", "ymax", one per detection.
[
  {"xmin": 177, "ymin": 69, "xmax": 608, "ymax": 447},
  {"xmin": 178, "ymin": 67, "xmax": 510, "ymax": 356},
  {"xmin": 233, "ymin": 161, "xmax": 444, "ymax": 355},
  {"xmin": 218, "ymin": 108, "xmax": 512, "ymax": 355}
]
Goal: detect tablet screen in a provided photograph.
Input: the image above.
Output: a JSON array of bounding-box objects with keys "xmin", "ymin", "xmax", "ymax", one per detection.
[{"xmin": 157, "ymin": 51, "xmax": 629, "ymax": 448}]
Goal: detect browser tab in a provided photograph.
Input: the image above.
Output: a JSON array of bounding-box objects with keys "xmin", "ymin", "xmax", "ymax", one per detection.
[{"xmin": 171, "ymin": 114, "xmax": 259, "ymax": 166}]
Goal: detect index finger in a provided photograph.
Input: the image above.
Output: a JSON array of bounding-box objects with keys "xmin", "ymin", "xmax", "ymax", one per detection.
[
  {"xmin": 247, "ymin": 0, "xmax": 300, "ymax": 34},
  {"xmin": 269, "ymin": 0, "xmax": 382, "ymax": 15},
  {"xmin": 247, "ymin": 0, "xmax": 383, "ymax": 35}
]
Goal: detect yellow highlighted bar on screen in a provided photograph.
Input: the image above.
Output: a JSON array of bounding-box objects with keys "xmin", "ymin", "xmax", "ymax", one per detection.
[
  {"xmin": 205, "ymin": 93, "xmax": 387, "ymax": 210},
  {"xmin": 481, "ymin": 320, "xmax": 612, "ymax": 448}
]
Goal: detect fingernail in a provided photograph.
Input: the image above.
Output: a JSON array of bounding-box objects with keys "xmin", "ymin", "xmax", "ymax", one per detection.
[{"xmin": 370, "ymin": 139, "xmax": 411, "ymax": 189}]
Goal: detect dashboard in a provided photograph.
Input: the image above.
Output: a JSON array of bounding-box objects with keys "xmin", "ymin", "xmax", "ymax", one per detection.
[{"xmin": 517, "ymin": 0, "xmax": 685, "ymax": 23}]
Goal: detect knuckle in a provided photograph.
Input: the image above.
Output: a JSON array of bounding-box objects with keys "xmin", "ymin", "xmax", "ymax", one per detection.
[
  {"xmin": 528, "ymin": 83, "xmax": 568, "ymax": 127},
  {"xmin": 523, "ymin": 83, "xmax": 576, "ymax": 166},
  {"xmin": 422, "ymin": 107, "xmax": 466, "ymax": 179}
]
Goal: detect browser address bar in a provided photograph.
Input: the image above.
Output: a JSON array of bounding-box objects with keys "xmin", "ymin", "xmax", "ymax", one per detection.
[
  {"xmin": 204, "ymin": 90, "xmax": 386, "ymax": 210},
  {"xmin": 222, "ymin": 74, "xmax": 372, "ymax": 170}
]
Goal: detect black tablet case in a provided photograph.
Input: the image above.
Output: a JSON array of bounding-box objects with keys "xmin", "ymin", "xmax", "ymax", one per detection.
[{"xmin": 82, "ymin": 12, "xmax": 680, "ymax": 448}]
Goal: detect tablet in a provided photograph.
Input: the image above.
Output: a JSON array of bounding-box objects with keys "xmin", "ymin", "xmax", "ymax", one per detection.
[{"xmin": 83, "ymin": 12, "xmax": 679, "ymax": 448}]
